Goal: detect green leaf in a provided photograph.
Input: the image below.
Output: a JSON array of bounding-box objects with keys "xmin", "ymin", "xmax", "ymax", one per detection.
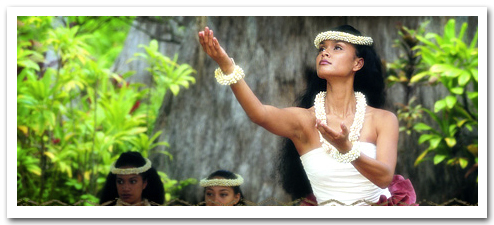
[
  {"xmin": 413, "ymin": 123, "xmax": 432, "ymax": 132},
  {"xmin": 456, "ymin": 119, "xmax": 467, "ymax": 127},
  {"xmin": 450, "ymin": 87, "xmax": 464, "ymax": 95},
  {"xmin": 410, "ymin": 71, "xmax": 429, "ymax": 83},
  {"xmin": 418, "ymin": 134, "xmax": 435, "ymax": 145},
  {"xmin": 170, "ymin": 84, "xmax": 180, "ymax": 96},
  {"xmin": 458, "ymin": 71, "xmax": 471, "ymax": 86},
  {"xmin": 434, "ymin": 99, "xmax": 447, "ymax": 113},
  {"xmin": 444, "ymin": 19, "xmax": 456, "ymax": 43},
  {"xmin": 127, "ymin": 127, "xmax": 148, "ymax": 135},
  {"xmin": 429, "ymin": 137, "xmax": 442, "ymax": 149},
  {"xmin": 448, "ymin": 124, "xmax": 458, "ymax": 136},
  {"xmin": 434, "ymin": 154, "xmax": 447, "ymax": 165},
  {"xmin": 444, "ymin": 137, "xmax": 457, "ymax": 148},
  {"xmin": 415, "ymin": 149, "xmax": 431, "ymax": 166},
  {"xmin": 469, "ymin": 28, "xmax": 478, "ymax": 49},
  {"xmin": 444, "ymin": 95, "xmax": 457, "ymax": 109},
  {"xmin": 467, "ymin": 91, "xmax": 478, "ymax": 101},
  {"xmin": 459, "ymin": 157, "xmax": 468, "ymax": 169},
  {"xmin": 387, "ymin": 76, "xmax": 400, "ymax": 82}
]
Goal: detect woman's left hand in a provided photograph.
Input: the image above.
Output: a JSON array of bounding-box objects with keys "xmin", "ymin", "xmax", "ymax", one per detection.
[{"xmin": 316, "ymin": 119, "xmax": 352, "ymax": 153}]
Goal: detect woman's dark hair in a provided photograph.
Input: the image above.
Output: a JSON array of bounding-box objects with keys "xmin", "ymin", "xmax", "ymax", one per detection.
[
  {"xmin": 203, "ymin": 169, "xmax": 245, "ymax": 206},
  {"xmin": 277, "ymin": 25, "xmax": 386, "ymax": 200},
  {"xmin": 99, "ymin": 151, "xmax": 165, "ymax": 205}
]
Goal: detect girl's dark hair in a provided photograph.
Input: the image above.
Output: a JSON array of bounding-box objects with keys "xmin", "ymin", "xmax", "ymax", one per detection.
[
  {"xmin": 99, "ymin": 151, "xmax": 165, "ymax": 205},
  {"xmin": 277, "ymin": 25, "xmax": 386, "ymax": 200},
  {"xmin": 204, "ymin": 169, "xmax": 245, "ymax": 206}
]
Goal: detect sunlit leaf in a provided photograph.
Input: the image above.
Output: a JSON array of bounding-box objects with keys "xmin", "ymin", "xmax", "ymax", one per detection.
[
  {"xmin": 444, "ymin": 95, "xmax": 457, "ymax": 109},
  {"xmin": 450, "ymin": 87, "xmax": 464, "ymax": 95},
  {"xmin": 467, "ymin": 144, "xmax": 478, "ymax": 156},
  {"xmin": 418, "ymin": 134, "xmax": 435, "ymax": 145},
  {"xmin": 458, "ymin": 71, "xmax": 471, "ymax": 86},
  {"xmin": 434, "ymin": 154, "xmax": 447, "ymax": 165},
  {"xmin": 414, "ymin": 149, "xmax": 431, "ymax": 166},
  {"xmin": 413, "ymin": 123, "xmax": 432, "ymax": 132},
  {"xmin": 444, "ymin": 137, "xmax": 457, "ymax": 148},
  {"xmin": 429, "ymin": 137, "xmax": 442, "ymax": 149},
  {"xmin": 459, "ymin": 157, "xmax": 468, "ymax": 169}
]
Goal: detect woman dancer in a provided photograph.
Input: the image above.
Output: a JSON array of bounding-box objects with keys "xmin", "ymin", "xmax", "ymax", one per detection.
[
  {"xmin": 200, "ymin": 170, "xmax": 246, "ymax": 206},
  {"xmin": 198, "ymin": 24, "xmax": 416, "ymax": 206},
  {"xmin": 99, "ymin": 151, "xmax": 165, "ymax": 206}
]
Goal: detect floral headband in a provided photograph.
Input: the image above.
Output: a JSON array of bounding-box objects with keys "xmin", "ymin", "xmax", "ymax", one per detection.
[
  {"xmin": 110, "ymin": 158, "xmax": 152, "ymax": 175},
  {"xmin": 314, "ymin": 31, "xmax": 373, "ymax": 48},
  {"xmin": 200, "ymin": 174, "xmax": 244, "ymax": 187}
]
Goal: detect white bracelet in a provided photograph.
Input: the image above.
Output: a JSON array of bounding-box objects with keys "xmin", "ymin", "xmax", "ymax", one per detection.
[
  {"xmin": 330, "ymin": 142, "xmax": 361, "ymax": 163},
  {"xmin": 214, "ymin": 59, "xmax": 245, "ymax": 85}
]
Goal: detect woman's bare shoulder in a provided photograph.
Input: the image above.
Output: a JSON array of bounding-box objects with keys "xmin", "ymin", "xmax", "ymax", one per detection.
[{"xmin": 367, "ymin": 107, "xmax": 398, "ymax": 127}]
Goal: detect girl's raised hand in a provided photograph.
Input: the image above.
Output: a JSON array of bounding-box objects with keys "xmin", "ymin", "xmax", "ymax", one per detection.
[
  {"xmin": 198, "ymin": 27, "xmax": 234, "ymax": 73},
  {"xmin": 316, "ymin": 120, "xmax": 353, "ymax": 154}
]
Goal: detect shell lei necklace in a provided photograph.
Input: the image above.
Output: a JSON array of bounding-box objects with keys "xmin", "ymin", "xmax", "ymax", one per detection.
[{"xmin": 314, "ymin": 91, "xmax": 367, "ymax": 156}]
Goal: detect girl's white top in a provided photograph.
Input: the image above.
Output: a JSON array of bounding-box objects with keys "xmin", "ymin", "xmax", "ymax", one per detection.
[{"xmin": 300, "ymin": 142, "xmax": 391, "ymax": 206}]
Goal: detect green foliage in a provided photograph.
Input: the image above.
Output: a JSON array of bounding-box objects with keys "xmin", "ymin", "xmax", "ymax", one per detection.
[
  {"xmin": 386, "ymin": 21, "xmax": 429, "ymax": 87},
  {"xmin": 17, "ymin": 16, "xmax": 197, "ymax": 204},
  {"xmin": 411, "ymin": 19, "xmax": 478, "ymax": 171},
  {"xmin": 396, "ymin": 97, "xmax": 423, "ymax": 135},
  {"xmin": 387, "ymin": 19, "xmax": 478, "ymax": 180},
  {"xmin": 386, "ymin": 22, "xmax": 429, "ymax": 135},
  {"xmin": 129, "ymin": 39, "xmax": 196, "ymax": 133}
]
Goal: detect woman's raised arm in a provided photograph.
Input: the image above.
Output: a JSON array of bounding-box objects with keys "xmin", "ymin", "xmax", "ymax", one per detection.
[{"xmin": 198, "ymin": 27, "xmax": 308, "ymax": 140}]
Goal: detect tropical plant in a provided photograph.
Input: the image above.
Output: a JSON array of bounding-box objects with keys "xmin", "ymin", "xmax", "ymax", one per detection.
[
  {"xmin": 387, "ymin": 19, "xmax": 478, "ymax": 180},
  {"xmin": 386, "ymin": 22, "xmax": 429, "ymax": 135},
  {"xmin": 17, "ymin": 16, "xmax": 197, "ymax": 205},
  {"xmin": 129, "ymin": 39, "xmax": 196, "ymax": 135},
  {"xmin": 411, "ymin": 19, "xmax": 478, "ymax": 177}
]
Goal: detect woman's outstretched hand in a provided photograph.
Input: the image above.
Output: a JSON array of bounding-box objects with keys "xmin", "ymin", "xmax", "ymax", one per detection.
[
  {"xmin": 316, "ymin": 119, "xmax": 353, "ymax": 154},
  {"xmin": 198, "ymin": 27, "xmax": 234, "ymax": 74}
]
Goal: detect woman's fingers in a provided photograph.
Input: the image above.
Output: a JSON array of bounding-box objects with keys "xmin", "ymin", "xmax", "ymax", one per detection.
[
  {"xmin": 203, "ymin": 27, "xmax": 210, "ymax": 45},
  {"xmin": 213, "ymin": 37, "xmax": 220, "ymax": 51},
  {"xmin": 316, "ymin": 120, "xmax": 351, "ymax": 142},
  {"xmin": 316, "ymin": 121, "xmax": 352, "ymax": 152},
  {"xmin": 316, "ymin": 119, "xmax": 338, "ymax": 139},
  {"xmin": 340, "ymin": 122, "xmax": 349, "ymax": 136},
  {"xmin": 208, "ymin": 29, "xmax": 214, "ymax": 48},
  {"xmin": 198, "ymin": 27, "xmax": 223, "ymax": 58}
]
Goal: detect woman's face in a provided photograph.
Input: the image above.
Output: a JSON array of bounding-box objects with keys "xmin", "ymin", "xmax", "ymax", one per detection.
[
  {"xmin": 205, "ymin": 185, "xmax": 241, "ymax": 206},
  {"xmin": 316, "ymin": 40, "xmax": 363, "ymax": 78},
  {"xmin": 116, "ymin": 169, "xmax": 147, "ymax": 205}
]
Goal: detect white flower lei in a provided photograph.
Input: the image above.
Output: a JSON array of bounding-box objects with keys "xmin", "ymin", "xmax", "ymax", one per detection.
[
  {"xmin": 110, "ymin": 158, "xmax": 152, "ymax": 175},
  {"xmin": 199, "ymin": 174, "xmax": 244, "ymax": 187},
  {"xmin": 314, "ymin": 31, "xmax": 373, "ymax": 48},
  {"xmin": 314, "ymin": 91, "xmax": 366, "ymax": 162}
]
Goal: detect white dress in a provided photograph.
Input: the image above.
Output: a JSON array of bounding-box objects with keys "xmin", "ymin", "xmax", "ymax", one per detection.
[{"xmin": 300, "ymin": 142, "xmax": 391, "ymax": 206}]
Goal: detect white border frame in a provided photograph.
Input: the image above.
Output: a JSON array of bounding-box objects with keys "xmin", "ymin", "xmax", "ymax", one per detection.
[{"xmin": 7, "ymin": 6, "xmax": 487, "ymax": 219}]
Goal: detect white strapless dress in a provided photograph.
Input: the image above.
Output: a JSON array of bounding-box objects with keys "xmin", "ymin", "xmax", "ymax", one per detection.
[{"xmin": 300, "ymin": 142, "xmax": 391, "ymax": 206}]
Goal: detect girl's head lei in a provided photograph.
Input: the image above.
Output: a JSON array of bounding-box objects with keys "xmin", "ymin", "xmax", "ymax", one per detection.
[
  {"xmin": 314, "ymin": 31, "xmax": 373, "ymax": 48},
  {"xmin": 110, "ymin": 158, "xmax": 152, "ymax": 175},
  {"xmin": 200, "ymin": 174, "xmax": 244, "ymax": 187}
]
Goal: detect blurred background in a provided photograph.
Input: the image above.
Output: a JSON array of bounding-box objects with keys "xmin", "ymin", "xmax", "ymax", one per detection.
[{"xmin": 16, "ymin": 16, "xmax": 478, "ymax": 206}]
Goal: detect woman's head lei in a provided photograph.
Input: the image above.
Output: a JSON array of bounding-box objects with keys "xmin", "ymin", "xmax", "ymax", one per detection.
[
  {"xmin": 314, "ymin": 31, "xmax": 373, "ymax": 48},
  {"xmin": 110, "ymin": 158, "xmax": 152, "ymax": 175},
  {"xmin": 200, "ymin": 174, "xmax": 244, "ymax": 187}
]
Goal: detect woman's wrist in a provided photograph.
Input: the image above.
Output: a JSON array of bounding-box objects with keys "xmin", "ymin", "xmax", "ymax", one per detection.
[
  {"xmin": 217, "ymin": 57, "xmax": 235, "ymax": 74},
  {"xmin": 331, "ymin": 142, "xmax": 361, "ymax": 163},
  {"xmin": 338, "ymin": 141, "xmax": 353, "ymax": 154},
  {"xmin": 214, "ymin": 58, "xmax": 245, "ymax": 85}
]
